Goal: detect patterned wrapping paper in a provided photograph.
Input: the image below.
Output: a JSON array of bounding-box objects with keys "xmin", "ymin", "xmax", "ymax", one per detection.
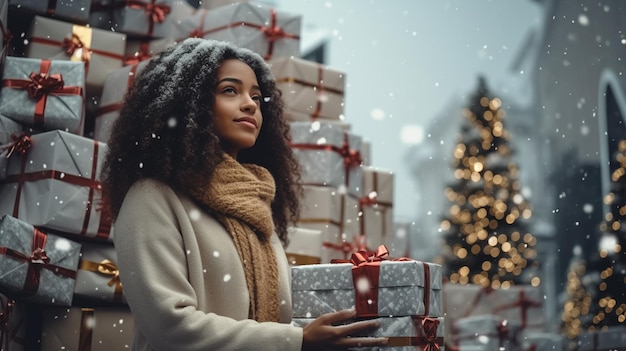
[
  {"xmin": 576, "ymin": 326, "xmax": 626, "ymax": 351},
  {"xmin": 0, "ymin": 130, "xmax": 113, "ymax": 241},
  {"xmin": 285, "ymin": 226, "xmax": 322, "ymax": 266},
  {"xmin": 0, "ymin": 293, "xmax": 26, "ymax": 351},
  {"xmin": 290, "ymin": 121, "xmax": 364, "ymax": 198},
  {"xmin": 0, "ymin": 215, "xmax": 81, "ymax": 306},
  {"xmin": 40, "ymin": 306, "xmax": 135, "ymax": 351},
  {"xmin": 172, "ymin": 2, "xmax": 301, "ymax": 60},
  {"xmin": 93, "ymin": 59, "xmax": 150, "ymax": 142},
  {"xmin": 74, "ymin": 242, "xmax": 126, "ymax": 304},
  {"xmin": 291, "ymin": 258, "xmax": 443, "ymax": 318},
  {"xmin": 26, "ymin": 15, "xmax": 126, "ymax": 93},
  {"xmin": 293, "ymin": 316, "xmax": 445, "ymax": 351},
  {"xmin": 359, "ymin": 166, "xmax": 394, "ymax": 250},
  {"xmin": 111, "ymin": 0, "xmax": 176, "ymax": 38},
  {"xmin": 296, "ymin": 185, "xmax": 360, "ymax": 263},
  {"xmin": 0, "ymin": 115, "xmax": 24, "ymax": 145},
  {"xmin": 0, "ymin": 56, "xmax": 85, "ymax": 132},
  {"xmin": 269, "ymin": 56, "xmax": 346, "ymax": 122},
  {"xmin": 442, "ymin": 282, "xmax": 545, "ymax": 335},
  {"xmin": 9, "ymin": 0, "xmax": 92, "ymax": 23},
  {"xmin": 450, "ymin": 314, "xmax": 515, "ymax": 351}
]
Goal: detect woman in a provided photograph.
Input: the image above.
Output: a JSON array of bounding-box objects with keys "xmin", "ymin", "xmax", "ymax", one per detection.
[{"xmin": 101, "ymin": 38, "xmax": 388, "ymax": 351}]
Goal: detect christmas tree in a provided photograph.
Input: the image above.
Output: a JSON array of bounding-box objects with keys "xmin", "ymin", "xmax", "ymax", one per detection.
[
  {"xmin": 438, "ymin": 76, "xmax": 540, "ymax": 289},
  {"xmin": 588, "ymin": 139, "xmax": 626, "ymax": 329},
  {"xmin": 560, "ymin": 245, "xmax": 593, "ymax": 341}
]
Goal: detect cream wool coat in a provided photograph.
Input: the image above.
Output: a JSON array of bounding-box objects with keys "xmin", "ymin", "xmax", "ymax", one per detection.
[{"xmin": 114, "ymin": 179, "xmax": 303, "ymax": 351}]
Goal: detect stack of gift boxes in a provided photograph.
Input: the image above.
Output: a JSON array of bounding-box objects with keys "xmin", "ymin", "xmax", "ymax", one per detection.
[
  {"xmin": 0, "ymin": 0, "xmax": 419, "ymax": 349},
  {"xmin": 442, "ymin": 282, "xmax": 565, "ymax": 350}
]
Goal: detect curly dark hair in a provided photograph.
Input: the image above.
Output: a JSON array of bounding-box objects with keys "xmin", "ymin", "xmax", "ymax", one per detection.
[{"xmin": 101, "ymin": 38, "xmax": 301, "ymax": 245}]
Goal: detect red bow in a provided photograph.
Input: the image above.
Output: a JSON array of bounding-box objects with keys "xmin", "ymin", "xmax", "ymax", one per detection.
[
  {"xmin": 2, "ymin": 133, "xmax": 32, "ymax": 158},
  {"xmin": 145, "ymin": 2, "xmax": 171, "ymax": 23},
  {"xmin": 350, "ymin": 245, "xmax": 390, "ymax": 265},
  {"xmin": 62, "ymin": 34, "xmax": 90, "ymax": 63},
  {"xmin": 261, "ymin": 24, "xmax": 288, "ymax": 43},
  {"xmin": 421, "ymin": 317, "xmax": 441, "ymax": 351},
  {"xmin": 27, "ymin": 71, "xmax": 64, "ymax": 100},
  {"xmin": 339, "ymin": 142, "xmax": 362, "ymax": 169}
]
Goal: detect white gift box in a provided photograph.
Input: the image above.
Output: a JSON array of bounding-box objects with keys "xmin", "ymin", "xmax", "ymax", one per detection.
[
  {"xmin": 359, "ymin": 166, "xmax": 394, "ymax": 250},
  {"xmin": 94, "ymin": 60, "xmax": 150, "ymax": 142},
  {"xmin": 26, "ymin": 15, "xmax": 126, "ymax": 93},
  {"xmin": 291, "ymin": 259, "xmax": 442, "ymax": 318},
  {"xmin": 269, "ymin": 56, "xmax": 346, "ymax": 122},
  {"xmin": 285, "ymin": 226, "xmax": 322, "ymax": 265},
  {"xmin": 443, "ymin": 283, "xmax": 545, "ymax": 337},
  {"xmin": 296, "ymin": 185, "xmax": 360, "ymax": 263},
  {"xmin": 172, "ymin": 2, "xmax": 300, "ymax": 60},
  {"xmin": 0, "ymin": 130, "xmax": 113, "ymax": 241},
  {"xmin": 112, "ymin": 0, "xmax": 177, "ymax": 38},
  {"xmin": 290, "ymin": 121, "xmax": 364, "ymax": 197},
  {"xmin": 451, "ymin": 315, "xmax": 514, "ymax": 351},
  {"xmin": 74, "ymin": 242, "xmax": 126, "ymax": 304}
]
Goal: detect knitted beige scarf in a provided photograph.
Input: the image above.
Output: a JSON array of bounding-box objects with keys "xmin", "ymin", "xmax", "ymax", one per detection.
[{"xmin": 185, "ymin": 154, "xmax": 280, "ymax": 322}]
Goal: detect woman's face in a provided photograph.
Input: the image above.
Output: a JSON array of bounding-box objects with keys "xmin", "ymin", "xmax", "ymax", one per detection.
[{"xmin": 212, "ymin": 59, "xmax": 263, "ymax": 158}]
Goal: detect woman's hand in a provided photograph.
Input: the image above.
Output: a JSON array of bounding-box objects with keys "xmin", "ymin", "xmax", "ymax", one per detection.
[{"xmin": 301, "ymin": 309, "xmax": 389, "ymax": 351}]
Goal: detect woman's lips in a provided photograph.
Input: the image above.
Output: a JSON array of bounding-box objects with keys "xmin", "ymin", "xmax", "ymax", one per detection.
[{"xmin": 234, "ymin": 116, "xmax": 258, "ymax": 129}]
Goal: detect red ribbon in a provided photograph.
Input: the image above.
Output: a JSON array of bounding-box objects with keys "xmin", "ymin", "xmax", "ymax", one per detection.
[
  {"xmin": 126, "ymin": 0, "xmax": 172, "ymax": 37},
  {"xmin": 183, "ymin": 7, "xmax": 299, "ymax": 60},
  {"xmin": 290, "ymin": 132, "xmax": 362, "ymax": 189},
  {"xmin": 2, "ymin": 133, "xmax": 32, "ymax": 159},
  {"xmin": 496, "ymin": 319, "xmax": 510, "ymax": 348},
  {"xmin": 418, "ymin": 317, "xmax": 441, "ymax": 351},
  {"xmin": 344, "ymin": 245, "xmax": 414, "ymax": 317},
  {"xmin": 96, "ymin": 64, "xmax": 140, "ymax": 118},
  {"xmin": 1, "ymin": 60, "xmax": 83, "ymax": 126},
  {"xmin": 62, "ymin": 34, "xmax": 91, "ymax": 72},
  {"xmin": 493, "ymin": 289, "xmax": 541, "ymax": 329},
  {"xmin": 0, "ymin": 228, "xmax": 77, "ymax": 297},
  {"xmin": 124, "ymin": 41, "xmax": 153, "ymax": 65},
  {"xmin": 30, "ymin": 37, "xmax": 125, "ymax": 63},
  {"xmin": 6, "ymin": 139, "xmax": 111, "ymax": 240}
]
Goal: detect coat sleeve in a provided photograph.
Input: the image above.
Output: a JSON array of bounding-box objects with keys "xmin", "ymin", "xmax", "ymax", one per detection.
[{"xmin": 114, "ymin": 179, "xmax": 303, "ymax": 351}]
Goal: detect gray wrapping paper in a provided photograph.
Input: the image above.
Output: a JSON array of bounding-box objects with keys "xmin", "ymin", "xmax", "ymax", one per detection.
[
  {"xmin": 0, "ymin": 56, "xmax": 84, "ymax": 132},
  {"xmin": 0, "ymin": 215, "xmax": 81, "ymax": 306},
  {"xmin": 290, "ymin": 121, "xmax": 364, "ymax": 197}
]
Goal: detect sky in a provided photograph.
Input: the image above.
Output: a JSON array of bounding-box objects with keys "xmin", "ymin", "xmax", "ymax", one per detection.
[{"xmin": 276, "ymin": 0, "xmax": 544, "ymax": 221}]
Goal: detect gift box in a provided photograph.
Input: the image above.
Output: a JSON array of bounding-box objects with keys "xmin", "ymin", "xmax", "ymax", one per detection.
[
  {"xmin": 9, "ymin": 0, "xmax": 92, "ymax": 23},
  {"xmin": 0, "ymin": 56, "xmax": 84, "ymax": 132},
  {"xmin": 40, "ymin": 306, "xmax": 135, "ymax": 351},
  {"xmin": 576, "ymin": 325, "xmax": 626, "ymax": 351},
  {"xmin": 269, "ymin": 56, "xmax": 346, "ymax": 122},
  {"xmin": 443, "ymin": 283, "xmax": 545, "ymax": 334},
  {"xmin": 94, "ymin": 60, "xmax": 150, "ymax": 142},
  {"xmin": 359, "ymin": 166, "xmax": 394, "ymax": 250},
  {"xmin": 74, "ymin": 242, "xmax": 126, "ymax": 304},
  {"xmin": 451, "ymin": 314, "xmax": 515, "ymax": 351},
  {"xmin": 292, "ymin": 251, "xmax": 442, "ymax": 318},
  {"xmin": 111, "ymin": 0, "xmax": 176, "ymax": 38},
  {"xmin": 0, "ymin": 293, "xmax": 26, "ymax": 351},
  {"xmin": 520, "ymin": 331, "xmax": 563, "ymax": 351},
  {"xmin": 26, "ymin": 15, "xmax": 126, "ymax": 92},
  {"xmin": 199, "ymin": 0, "xmax": 251, "ymax": 10},
  {"xmin": 123, "ymin": 37, "xmax": 174, "ymax": 65},
  {"xmin": 296, "ymin": 185, "xmax": 360, "ymax": 263},
  {"xmin": 0, "ymin": 115, "xmax": 24, "ymax": 145},
  {"xmin": 290, "ymin": 121, "xmax": 364, "ymax": 197},
  {"xmin": 285, "ymin": 226, "xmax": 322, "ymax": 265},
  {"xmin": 293, "ymin": 316, "xmax": 445, "ymax": 351},
  {"xmin": 0, "ymin": 214, "xmax": 81, "ymax": 306},
  {"xmin": 173, "ymin": 2, "xmax": 300, "ymax": 60},
  {"xmin": 0, "ymin": 130, "xmax": 113, "ymax": 241}
]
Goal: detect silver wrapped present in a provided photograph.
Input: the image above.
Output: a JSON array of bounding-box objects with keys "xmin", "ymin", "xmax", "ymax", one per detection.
[
  {"xmin": 290, "ymin": 121, "xmax": 364, "ymax": 197},
  {"xmin": 74, "ymin": 242, "xmax": 126, "ymax": 304},
  {"xmin": 451, "ymin": 314, "xmax": 514, "ymax": 351},
  {"xmin": 0, "ymin": 130, "xmax": 113, "ymax": 241},
  {"xmin": 0, "ymin": 57, "xmax": 84, "ymax": 132},
  {"xmin": 292, "ymin": 253, "xmax": 442, "ymax": 318},
  {"xmin": 0, "ymin": 215, "xmax": 81, "ymax": 306}
]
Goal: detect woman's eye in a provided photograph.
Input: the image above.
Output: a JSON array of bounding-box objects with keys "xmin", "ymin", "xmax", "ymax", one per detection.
[{"xmin": 223, "ymin": 87, "xmax": 236, "ymax": 94}]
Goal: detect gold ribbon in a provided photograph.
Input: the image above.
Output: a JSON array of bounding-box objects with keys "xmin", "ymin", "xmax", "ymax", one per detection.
[
  {"xmin": 286, "ymin": 253, "xmax": 320, "ymax": 265},
  {"xmin": 79, "ymin": 259, "xmax": 123, "ymax": 301}
]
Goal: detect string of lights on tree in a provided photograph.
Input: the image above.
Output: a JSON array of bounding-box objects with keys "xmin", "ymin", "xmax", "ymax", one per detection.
[
  {"xmin": 588, "ymin": 139, "xmax": 626, "ymax": 329},
  {"xmin": 560, "ymin": 245, "xmax": 593, "ymax": 342},
  {"xmin": 437, "ymin": 76, "xmax": 540, "ymax": 289}
]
